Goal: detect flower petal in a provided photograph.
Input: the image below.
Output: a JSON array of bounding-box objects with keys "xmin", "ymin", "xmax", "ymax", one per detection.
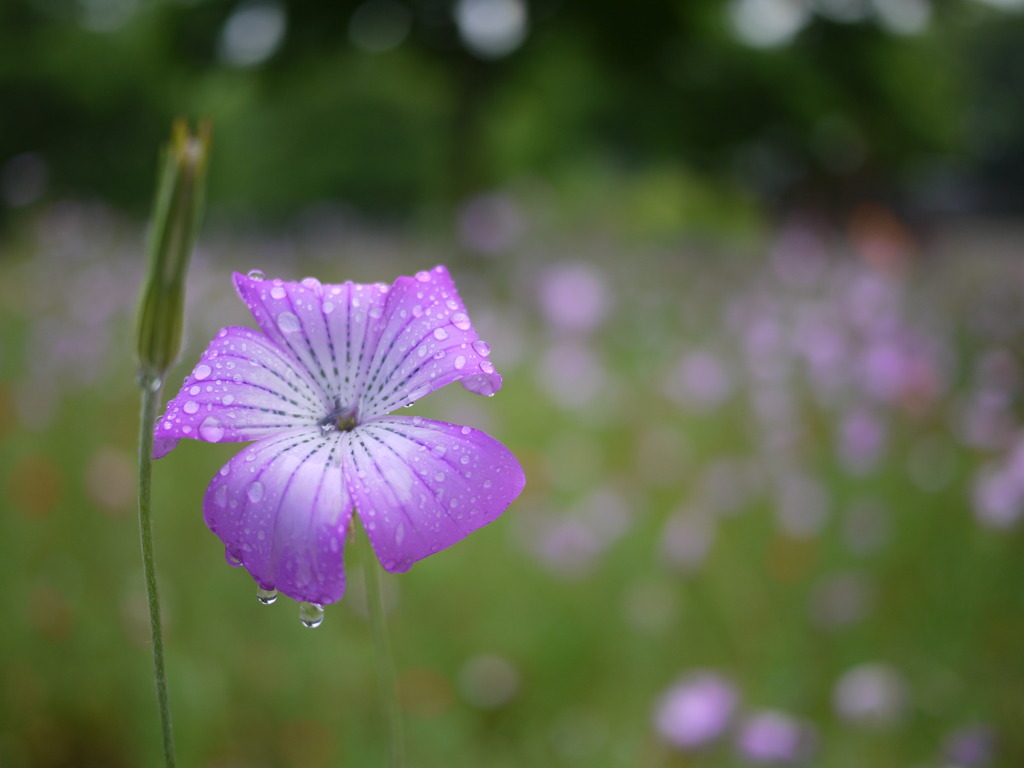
[
  {"xmin": 342, "ymin": 415, "xmax": 525, "ymax": 573},
  {"xmin": 204, "ymin": 427, "xmax": 352, "ymax": 605},
  {"xmin": 233, "ymin": 272, "xmax": 390, "ymax": 409},
  {"xmin": 154, "ymin": 326, "xmax": 327, "ymax": 457},
  {"xmin": 358, "ymin": 265, "xmax": 503, "ymax": 420}
]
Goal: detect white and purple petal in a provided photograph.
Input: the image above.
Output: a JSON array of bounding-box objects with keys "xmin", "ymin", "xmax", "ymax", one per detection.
[
  {"xmin": 342, "ymin": 415, "xmax": 525, "ymax": 573},
  {"xmin": 154, "ymin": 326, "xmax": 327, "ymax": 457},
  {"xmin": 233, "ymin": 272, "xmax": 390, "ymax": 408},
  {"xmin": 204, "ymin": 427, "xmax": 352, "ymax": 605},
  {"xmin": 358, "ymin": 265, "xmax": 502, "ymax": 420}
]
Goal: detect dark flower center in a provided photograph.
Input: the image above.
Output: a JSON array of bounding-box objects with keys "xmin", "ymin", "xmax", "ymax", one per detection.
[{"xmin": 320, "ymin": 401, "xmax": 358, "ymax": 433}]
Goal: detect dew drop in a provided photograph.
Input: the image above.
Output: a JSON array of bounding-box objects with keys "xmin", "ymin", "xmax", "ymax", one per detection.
[
  {"xmin": 417, "ymin": 346, "xmax": 428, "ymax": 358},
  {"xmin": 247, "ymin": 481, "xmax": 264, "ymax": 503},
  {"xmin": 461, "ymin": 425, "xmax": 472, "ymax": 435},
  {"xmin": 433, "ymin": 327, "xmax": 448, "ymax": 341},
  {"xmin": 299, "ymin": 602, "xmax": 325, "ymax": 628},
  {"xmin": 199, "ymin": 416, "xmax": 225, "ymax": 442},
  {"xmin": 415, "ymin": 271, "xmax": 431, "ymax": 282},
  {"xmin": 323, "ymin": 301, "xmax": 335, "ymax": 314},
  {"xmin": 451, "ymin": 312, "xmax": 471, "ymax": 331},
  {"xmin": 247, "ymin": 269, "xmax": 266, "ymax": 280},
  {"xmin": 189, "ymin": 385, "xmax": 201, "ymax": 396},
  {"xmin": 256, "ymin": 587, "xmax": 278, "ymax": 605},
  {"xmin": 480, "ymin": 360, "xmax": 495, "ymax": 374},
  {"xmin": 277, "ymin": 312, "xmax": 301, "ymax": 333},
  {"xmin": 454, "ymin": 355, "xmax": 466, "ymax": 370},
  {"xmin": 194, "ymin": 364, "xmax": 212, "ymax": 381},
  {"xmin": 270, "ymin": 285, "xmax": 287, "ymax": 300},
  {"xmin": 413, "ymin": 304, "xmax": 424, "ymax": 317},
  {"xmin": 472, "ymin": 340, "xmax": 491, "ymax": 357},
  {"xmin": 301, "ymin": 276, "xmax": 322, "ymax": 291},
  {"xmin": 223, "ymin": 394, "xmax": 236, "ymax": 405}
]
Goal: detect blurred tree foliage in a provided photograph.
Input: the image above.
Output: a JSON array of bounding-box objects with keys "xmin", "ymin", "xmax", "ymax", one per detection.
[{"xmin": 1, "ymin": 0, "xmax": 1022, "ymax": 220}]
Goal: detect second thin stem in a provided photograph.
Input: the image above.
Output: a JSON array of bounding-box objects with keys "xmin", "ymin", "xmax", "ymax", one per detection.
[{"xmin": 358, "ymin": 524, "xmax": 405, "ymax": 768}]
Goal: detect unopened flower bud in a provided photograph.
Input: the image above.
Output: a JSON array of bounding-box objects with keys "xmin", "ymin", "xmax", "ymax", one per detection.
[{"xmin": 136, "ymin": 118, "xmax": 211, "ymax": 383}]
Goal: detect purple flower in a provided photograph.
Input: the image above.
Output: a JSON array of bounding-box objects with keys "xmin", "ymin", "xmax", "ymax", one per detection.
[
  {"xmin": 154, "ymin": 266, "xmax": 525, "ymax": 606},
  {"xmin": 735, "ymin": 710, "xmax": 817, "ymax": 765},
  {"xmin": 655, "ymin": 671, "xmax": 738, "ymax": 750}
]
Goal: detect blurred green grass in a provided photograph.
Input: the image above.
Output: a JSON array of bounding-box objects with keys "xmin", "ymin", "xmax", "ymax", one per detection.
[{"xmin": 1, "ymin": 196, "xmax": 1023, "ymax": 768}]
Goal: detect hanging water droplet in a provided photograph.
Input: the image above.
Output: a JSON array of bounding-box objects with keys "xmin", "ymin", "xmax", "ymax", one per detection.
[
  {"xmin": 403, "ymin": 402, "xmax": 414, "ymax": 408},
  {"xmin": 299, "ymin": 602, "xmax": 325, "ymax": 628},
  {"xmin": 451, "ymin": 312, "xmax": 471, "ymax": 331},
  {"xmin": 319, "ymin": 421, "xmax": 335, "ymax": 437},
  {"xmin": 472, "ymin": 340, "xmax": 491, "ymax": 357},
  {"xmin": 224, "ymin": 549, "xmax": 242, "ymax": 567},
  {"xmin": 247, "ymin": 269, "xmax": 266, "ymax": 280},
  {"xmin": 256, "ymin": 587, "xmax": 278, "ymax": 605}
]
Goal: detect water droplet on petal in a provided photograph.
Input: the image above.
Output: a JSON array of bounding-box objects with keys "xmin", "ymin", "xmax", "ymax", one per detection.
[
  {"xmin": 480, "ymin": 360, "xmax": 495, "ymax": 374},
  {"xmin": 299, "ymin": 602, "xmax": 325, "ymax": 628},
  {"xmin": 257, "ymin": 587, "xmax": 278, "ymax": 605},
  {"xmin": 200, "ymin": 416, "xmax": 225, "ymax": 442},
  {"xmin": 461, "ymin": 425, "xmax": 472, "ymax": 435},
  {"xmin": 271, "ymin": 285, "xmax": 287, "ymax": 300},
  {"xmin": 472, "ymin": 340, "xmax": 491, "ymax": 357},
  {"xmin": 277, "ymin": 311, "xmax": 301, "ymax": 333},
  {"xmin": 415, "ymin": 271, "xmax": 431, "ymax": 282},
  {"xmin": 183, "ymin": 400, "xmax": 200, "ymax": 415},
  {"xmin": 454, "ymin": 355, "xmax": 466, "ymax": 369},
  {"xmin": 247, "ymin": 481, "xmax": 264, "ymax": 502},
  {"xmin": 323, "ymin": 301, "xmax": 335, "ymax": 314},
  {"xmin": 247, "ymin": 269, "xmax": 266, "ymax": 280},
  {"xmin": 194, "ymin": 364, "xmax": 212, "ymax": 381},
  {"xmin": 301, "ymin": 276, "xmax": 322, "ymax": 291},
  {"xmin": 214, "ymin": 484, "xmax": 229, "ymax": 508},
  {"xmin": 433, "ymin": 327, "xmax": 448, "ymax": 341},
  {"xmin": 223, "ymin": 393, "xmax": 236, "ymax": 405},
  {"xmin": 451, "ymin": 312, "xmax": 471, "ymax": 331}
]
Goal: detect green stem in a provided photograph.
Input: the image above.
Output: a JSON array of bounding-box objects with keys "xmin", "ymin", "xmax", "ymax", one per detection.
[
  {"xmin": 358, "ymin": 523, "xmax": 405, "ymax": 768},
  {"xmin": 137, "ymin": 375, "xmax": 176, "ymax": 768}
]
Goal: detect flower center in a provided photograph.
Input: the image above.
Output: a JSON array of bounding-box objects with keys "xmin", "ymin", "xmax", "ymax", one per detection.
[{"xmin": 319, "ymin": 401, "xmax": 358, "ymax": 433}]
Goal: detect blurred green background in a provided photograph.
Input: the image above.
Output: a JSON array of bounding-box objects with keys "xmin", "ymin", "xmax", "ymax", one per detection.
[{"xmin": 2, "ymin": 0, "xmax": 1024, "ymax": 766}]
